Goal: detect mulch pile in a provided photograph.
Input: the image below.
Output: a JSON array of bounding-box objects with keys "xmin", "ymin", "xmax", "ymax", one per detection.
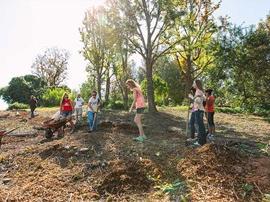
[
  {"xmin": 97, "ymin": 159, "xmax": 160, "ymax": 196},
  {"xmin": 178, "ymin": 143, "xmax": 270, "ymax": 202}
]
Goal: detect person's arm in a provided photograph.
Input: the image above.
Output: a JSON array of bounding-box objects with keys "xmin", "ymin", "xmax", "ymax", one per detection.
[
  {"xmin": 129, "ymin": 90, "xmax": 136, "ymax": 112},
  {"xmin": 88, "ymin": 99, "xmax": 94, "ymax": 111}
]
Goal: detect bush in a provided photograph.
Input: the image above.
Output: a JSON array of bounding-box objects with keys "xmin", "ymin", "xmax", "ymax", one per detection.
[
  {"xmin": 8, "ymin": 102, "xmax": 28, "ymax": 110},
  {"xmin": 106, "ymin": 100, "xmax": 125, "ymax": 110},
  {"xmin": 216, "ymin": 107, "xmax": 244, "ymax": 114},
  {"xmin": 41, "ymin": 87, "xmax": 71, "ymax": 107}
]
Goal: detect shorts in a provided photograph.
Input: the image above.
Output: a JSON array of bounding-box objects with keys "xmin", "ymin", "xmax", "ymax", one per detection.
[
  {"xmin": 61, "ymin": 111, "xmax": 72, "ymax": 118},
  {"xmin": 136, "ymin": 108, "xmax": 145, "ymax": 114},
  {"xmin": 207, "ymin": 112, "xmax": 215, "ymax": 128}
]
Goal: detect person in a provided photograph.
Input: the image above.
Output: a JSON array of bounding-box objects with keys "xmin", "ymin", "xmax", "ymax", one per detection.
[
  {"xmin": 29, "ymin": 95, "xmax": 37, "ymax": 118},
  {"xmin": 126, "ymin": 79, "xmax": 146, "ymax": 142},
  {"xmin": 205, "ymin": 89, "xmax": 215, "ymax": 140},
  {"xmin": 87, "ymin": 90, "xmax": 100, "ymax": 132},
  {"xmin": 187, "ymin": 87, "xmax": 197, "ymax": 141},
  {"xmin": 60, "ymin": 92, "xmax": 75, "ymax": 133},
  {"xmin": 191, "ymin": 80, "xmax": 207, "ymax": 146},
  {"xmin": 74, "ymin": 93, "xmax": 84, "ymax": 124}
]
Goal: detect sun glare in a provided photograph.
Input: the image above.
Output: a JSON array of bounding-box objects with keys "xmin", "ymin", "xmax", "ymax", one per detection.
[{"xmin": 88, "ymin": 0, "xmax": 106, "ymax": 8}]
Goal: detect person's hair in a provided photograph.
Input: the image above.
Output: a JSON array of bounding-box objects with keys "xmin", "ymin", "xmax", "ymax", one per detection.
[
  {"xmin": 190, "ymin": 87, "xmax": 196, "ymax": 95},
  {"xmin": 205, "ymin": 89, "xmax": 213, "ymax": 95},
  {"xmin": 92, "ymin": 90, "xmax": 97, "ymax": 95},
  {"xmin": 195, "ymin": 80, "xmax": 203, "ymax": 91},
  {"xmin": 61, "ymin": 92, "xmax": 69, "ymax": 104},
  {"xmin": 126, "ymin": 79, "xmax": 139, "ymax": 89}
]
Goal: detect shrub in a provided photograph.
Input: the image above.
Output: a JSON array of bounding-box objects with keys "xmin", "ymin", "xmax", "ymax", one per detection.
[
  {"xmin": 216, "ymin": 107, "xmax": 244, "ymax": 114},
  {"xmin": 41, "ymin": 87, "xmax": 71, "ymax": 107},
  {"xmin": 8, "ymin": 102, "xmax": 28, "ymax": 110},
  {"xmin": 106, "ymin": 100, "xmax": 125, "ymax": 110}
]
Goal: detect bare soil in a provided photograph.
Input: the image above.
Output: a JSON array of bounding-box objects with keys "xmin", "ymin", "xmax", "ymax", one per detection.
[{"xmin": 0, "ymin": 108, "xmax": 269, "ymax": 201}]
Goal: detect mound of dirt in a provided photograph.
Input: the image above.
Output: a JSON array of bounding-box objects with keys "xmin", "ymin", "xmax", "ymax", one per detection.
[
  {"xmin": 97, "ymin": 160, "xmax": 153, "ymax": 196},
  {"xmin": 178, "ymin": 144, "xmax": 270, "ymax": 202}
]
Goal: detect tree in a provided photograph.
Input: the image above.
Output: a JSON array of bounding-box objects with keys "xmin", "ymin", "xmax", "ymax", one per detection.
[
  {"xmin": 141, "ymin": 75, "xmax": 169, "ymax": 106},
  {"xmin": 31, "ymin": 47, "xmax": 70, "ymax": 87},
  {"xmin": 154, "ymin": 56, "xmax": 185, "ymax": 105},
  {"xmin": 0, "ymin": 75, "xmax": 46, "ymax": 104},
  {"xmin": 205, "ymin": 16, "xmax": 270, "ymax": 111},
  {"xmin": 80, "ymin": 7, "xmax": 113, "ymax": 100},
  {"xmin": 114, "ymin": 0, "xmax": 185, "ymax": 112},
  {"xmin": 169, "ymin": 0, "xmax": 220, "ymax": 96}
]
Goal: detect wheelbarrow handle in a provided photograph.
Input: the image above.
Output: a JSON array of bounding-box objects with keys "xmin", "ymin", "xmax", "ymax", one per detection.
[{"xmin": 3, "ymin": 127, "xmax": 20, "ymax": 136}]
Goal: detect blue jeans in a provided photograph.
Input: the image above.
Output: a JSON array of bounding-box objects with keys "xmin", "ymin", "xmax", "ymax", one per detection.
[
  {"xmin": 194, "ymin": 110, "xmax": 206, "ymax": 145},
  {"xmin": 87, "ymin": 111, "xmax": 97, "ymax": 130},
  {"xmin": 189, "ymin": 112, "xmax": 196, "ymax": 139}
]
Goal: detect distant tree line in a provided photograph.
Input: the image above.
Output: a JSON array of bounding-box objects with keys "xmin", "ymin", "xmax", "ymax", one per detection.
[{"xmin": 0, "ymin": 47, "xmax": 72, "ymax": 108}]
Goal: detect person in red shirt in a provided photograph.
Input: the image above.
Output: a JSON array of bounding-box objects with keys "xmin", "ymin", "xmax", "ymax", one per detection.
[
  {"xmin": 60, "ymin": 92, "xmax": 75, "ymax": 133},
  {"xmin": 205, "ymin": 89, "xmax": 215, "ymax": 139}
]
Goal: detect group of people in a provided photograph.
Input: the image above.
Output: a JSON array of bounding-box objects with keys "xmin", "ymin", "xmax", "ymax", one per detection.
[
  {"xmin": 29, "ymin": 78, "xmax": 214, "ymax": 146},
  {"xmin": 57, "ymin": 79, "xmax": 146, "ymax": 141},
  {"xmin": 58, "ymin": 90, "xmax": 101, "ymax": 133},
  {"xmin": 187, "ymin": 80, "xmax": 215, "ymax": 146}
]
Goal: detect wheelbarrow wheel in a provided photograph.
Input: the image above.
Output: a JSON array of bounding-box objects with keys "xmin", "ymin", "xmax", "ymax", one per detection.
[{"xmin": 45, "ymin": 129, "xmax": 53, "ymax": 139}]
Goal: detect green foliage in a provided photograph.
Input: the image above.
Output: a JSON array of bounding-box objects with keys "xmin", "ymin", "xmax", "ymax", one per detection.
[
  {"xmin": 8, "ymin": 102, "xmax": 28, "ymax": 110},
  {"xmin": 80, "ymin": 79, "xmax": 96, "ymax": 103},
  {"xmin": 154, "ymin": 57, "xmax": 185, "ymax": 105},
  {"xmin": 242, "ymin": 183, "xmax": 254, "ymax": 197},
  {"xmin": 215, "ymin": 107, "xmax": 245, "ymax": 114},
  {"xmin": 155, "ymin": 179, "xmax": 187, "ymax": 200},
  {"xmin": 106, "ymin": 100, "xmax": 125, "ymax": 110},
  {"xmin": 141, "ymin": 75, "xmax": 169, "ymax": 106},
  {"xmin": 0, "ymin": 75, "xmax": 46, "ymax": 104},
  {"xmin": 205, "ymin": 17, "xmax": 270, "ymax": 113},
  {"xmin": 41, "ymin": 87, "xmax": 71, "ymax": 107}
]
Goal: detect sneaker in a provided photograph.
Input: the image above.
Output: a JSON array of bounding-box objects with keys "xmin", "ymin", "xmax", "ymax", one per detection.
[
  {"xmin": 192, "ymin": 141, "xmax": 201, "ymax": 147},
  {"xmin": 187, "ymin": 138, "xmax": 197, "ymax": 142},
  {"xmin": 207, "ymin": 134, "xmax": 215, "ymax": 141},
  {"xmin": 133, "ymin": 136, "xmax": 145, "ymax": 142}
]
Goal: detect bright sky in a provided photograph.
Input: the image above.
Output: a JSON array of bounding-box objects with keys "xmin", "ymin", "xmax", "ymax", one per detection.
[{"xmin": 0, "ymin": 0, "xmax": 269, "ymax": 109}]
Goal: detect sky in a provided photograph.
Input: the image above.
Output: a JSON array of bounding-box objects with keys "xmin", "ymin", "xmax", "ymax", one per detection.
[{"xmin": 0, "ymin": 0, "xmax": 270, "ymax": 109}]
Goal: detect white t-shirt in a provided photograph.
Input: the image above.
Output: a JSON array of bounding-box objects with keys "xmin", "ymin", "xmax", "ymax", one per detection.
[
  {"xmin": 194, "ymin": 89, "xmax": 205, "ymax": 111},
  {"xmin": 88, "ymin": 96, "xmax": 100, "ymax": 112},
  {"xmin": 74, "ymin": 97, "xmax": 84, "ymax": 108}
]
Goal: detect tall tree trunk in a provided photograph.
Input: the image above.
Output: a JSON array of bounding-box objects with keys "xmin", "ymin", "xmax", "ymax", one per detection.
[
  {"xmin": 184, "ymin": 55, "xmax": 193, "ymax": 98},
  {"xmin": 105, "ymin": 70, "xmax": 110, "ymax": 103},
  {"xmin": 146, "ymin": 59, "xmax": 157, "ymax": 113},
  {"xmin": 123, "ymin": 87, "xmax": 129, "ymax": 110},
  {"xmin": 97, "ymin": 73, "xmax": 102, "ymax": 100}
]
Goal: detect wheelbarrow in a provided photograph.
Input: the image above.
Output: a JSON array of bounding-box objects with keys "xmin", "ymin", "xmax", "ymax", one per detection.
[
  {"xmin": 42, "ymin": 116, "xmax": 72, "ymax": 139},
  {"xmin": 0, "ymin": 127, "xmax": 20, "ymax": 148}
]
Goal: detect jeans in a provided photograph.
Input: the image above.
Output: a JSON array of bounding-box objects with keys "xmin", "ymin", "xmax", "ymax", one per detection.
[
  {"xmin": 75, "ymin": 108, "xmax": 83, "ymax": 122},
  {"xmin": 30, "ymin": 107, "xmax": 36, "ymax": 118},
  {"xmin": 87, "ymin": 111, "xmax": 97, "ymax": 130},
  {"xmin": 194, "ymin": 110, "xmax": 206, "ymax": 145},
  {"xmin": 189, "ymin": 112, "xmax": 196, "ymax": 139},
  {"xmin": 207, "ymin": 112, "xmax": 215, "ymax": 128}
]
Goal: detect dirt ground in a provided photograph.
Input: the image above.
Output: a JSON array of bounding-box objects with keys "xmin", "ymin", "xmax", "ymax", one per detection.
[{"xmin": 0, "ymin": 108, "xmax": 269, "ymax": 201}]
